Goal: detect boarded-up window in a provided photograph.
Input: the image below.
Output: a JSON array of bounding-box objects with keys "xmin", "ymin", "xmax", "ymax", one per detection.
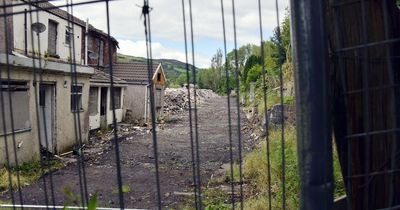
[
  {"xmin": 0, "ymin": 81, "xmax": 30, "ymax": 135},
  {"xmin": 89, "ymin": 87, "xmax": 98, "ymax": 115},
  {"xmin": 110, "ymin": 87, "xmax": 121, "ymax": 109},
  {"xmin": 71, "ymin": 85, "xmax": 83, "ymax": 112},
  {"xmin": 155, "ymin": 88, "xmax": 162, "ymax": 108},
  {"xmin": 48, "ymin": 20, "xmax": 58, "ymax": 56}
]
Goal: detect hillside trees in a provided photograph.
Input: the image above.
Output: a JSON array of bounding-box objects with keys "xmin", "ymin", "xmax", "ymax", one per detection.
[{"xmin": 197, "ymin": 11, "xmax": 292, "ymax": 97}]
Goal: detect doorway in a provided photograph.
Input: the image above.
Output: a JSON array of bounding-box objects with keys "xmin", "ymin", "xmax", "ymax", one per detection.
[
  {"xmin": 100, "ymin": 87, "xmax": 108, "ymax": 128},
  {"xmin": 39, "ymin": 84, "xmax": 55, "ymax": 153}
]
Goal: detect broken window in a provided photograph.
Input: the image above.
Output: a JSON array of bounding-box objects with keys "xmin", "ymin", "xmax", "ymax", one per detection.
[
  {"xmin": 89, "ymin": 87, "xmax": 98, "ymax": 115},
  {"xmin": 71, "ymin": 85, "xmax": 83, "ymax": 112},
  {"xmin": 157, "ymin": 73, "xmax": 161, "ymax": 82},
  {"xmin": 65, "ymin": 26, "xmax": 73, "ymax": 46},
  {"xmin": 88, "ymin": 35, "xmax": 93, "ymax": 50},
  {"xmin": 0, "ymin": 81, "xmax": 30, "ymax": 135},
  {"xmin": 98, "ymin": 39, "xmax": 104, "ymax": 66},
  {"xmin": 110, "ymin": 87, "xmax": 121, "ymax": 109}
]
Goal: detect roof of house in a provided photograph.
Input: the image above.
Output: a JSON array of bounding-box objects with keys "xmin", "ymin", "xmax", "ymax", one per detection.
[
  {"xmin": 90, "ymin": 69, "xmax": 127, "ymax": 85},
  {"xmin": 26, "ymin": 0, "xmax": 118, "ymax": 43},
  {"xmin": 110, "ymin": 62, "xmax": 161, "ymax": 84}
]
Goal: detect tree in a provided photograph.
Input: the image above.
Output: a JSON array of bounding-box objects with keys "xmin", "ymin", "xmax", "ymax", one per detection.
[
  {"xmin": 210, "ymin": 49, "xmax": 224, "ymax": 91},
  {"xmin": 243, "ymin": 55, "xmax": 262, "ymax": 85},
  {"xmin": 175, "ymin": 73, "xmax": 188, "ymax": 86},
  {"xmin": 271, "ymin": 11, "xmax": 291, "ymax": 68},
  {"xmin": 246, "ymin": 64, "xmax": 263, "ymax": 87}
]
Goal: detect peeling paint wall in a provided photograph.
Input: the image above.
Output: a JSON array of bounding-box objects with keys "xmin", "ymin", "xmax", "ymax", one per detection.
[
  {"xmin": 89, "ymin": 86, "xmax": 124, "ymax": 130},
  {"xmin": 124, "ymin": 85, "xmax": 147, "ymax": 121},
  {"xmin": 12, "ymin": 0, "xmax": 83, "ymax": 63},
  {"xmin": 0, "ymin": 66, "xmax": 91, "ymax": 165}
]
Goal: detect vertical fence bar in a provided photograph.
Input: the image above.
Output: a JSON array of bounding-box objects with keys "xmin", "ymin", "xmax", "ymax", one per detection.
[{"xmin": 290, "ymin": 0, "xmax": 334, "ymax": 209}]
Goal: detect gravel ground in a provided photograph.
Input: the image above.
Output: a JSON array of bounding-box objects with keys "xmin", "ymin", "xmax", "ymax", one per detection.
[{"xmin": 1, "ymin": 95, "xmax": 255, "ymax": 209}]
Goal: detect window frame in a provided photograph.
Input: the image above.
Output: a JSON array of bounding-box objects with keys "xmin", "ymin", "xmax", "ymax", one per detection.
[
  {"xmin": 0, "ymin": 81, "xmax": 31, "ymax": 135},
  {"xmin": 98, "ymin": 39, "xmax": 104, "ymax": 66},
  {"xmin": 71, "ymin": 84, "xmax": 84, "ymax": 112},
  {"xmin": 109, "ymin": 87, "xmax": 122, "ymax": 110},
  {"xmin": 65, "ymin": 26, "xmax": 73, "ymax": 46},
  {"xmin": 157, "ymin": 73, "xmax": 161, "ymax": 82}
]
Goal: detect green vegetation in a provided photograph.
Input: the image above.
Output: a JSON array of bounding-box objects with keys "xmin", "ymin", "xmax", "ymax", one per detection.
[
  {"xmin": 185, "ymin": 9, "xmax": 346, "ymax": 209},
  {"xmin": 87, "ymin": 194, "xmax": 98, "ymax": 210},
  {"xmin": 0, "ymin": 159, "xmax": 64, "ymax": 193},
  {"xmin": 195, "ymin": 126, "xmax": 345, "ymax": 210},
  {"xmin": 61, "ymin": 188, "xmax": 98, "ymax": 209},
  {"xmin": 112, "ymin": 185, "xmax": 131, "ymax": 194}
]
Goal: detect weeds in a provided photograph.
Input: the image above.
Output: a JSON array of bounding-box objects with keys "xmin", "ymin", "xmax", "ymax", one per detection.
[
  {"xmin": 216, "ymin": 126, "xmax": 345, "ymax": 209},
  {"xmin": 0, "ymin": 159, "xmax": 64, "ymax": 193},
  {"xmin": 112, "ymin": 185, "xmax": 131, "ymax": 194}
]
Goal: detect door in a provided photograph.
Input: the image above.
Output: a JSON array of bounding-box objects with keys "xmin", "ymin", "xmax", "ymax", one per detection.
[
  {"xmin": 48, "ymin": 20, "xmax": 58, "ymax": 56},
  {"xmin": 100, "ymin": 87, "xmax": 108, "ymax": 128},
  {"xmin": 39, "ymin": 84, "xmax": 55, "ymax": 153}
]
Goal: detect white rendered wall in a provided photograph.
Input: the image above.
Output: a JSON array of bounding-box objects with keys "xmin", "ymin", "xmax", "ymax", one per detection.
[{"xmin": 12, "ymin": 1, "xmax": 83, "ymax": 64}]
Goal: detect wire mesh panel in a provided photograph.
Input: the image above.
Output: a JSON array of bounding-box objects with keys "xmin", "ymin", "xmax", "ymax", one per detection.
[
  {"xmin": 0, "ymin": 0, "xmax": 292, "ymax": 209},
  {"xmin": 327, "ymin": 0, "xmax": 400, "ymax": 209}
]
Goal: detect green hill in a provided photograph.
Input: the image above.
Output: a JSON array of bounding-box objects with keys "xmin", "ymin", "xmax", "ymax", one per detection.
[{"xmin": 117, "ymin": 54, "xmax": 198, "ymax": 85}]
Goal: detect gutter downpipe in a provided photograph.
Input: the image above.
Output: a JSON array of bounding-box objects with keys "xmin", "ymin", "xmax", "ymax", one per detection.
[
  {"xmin": 85, "ymin": 18, "xmax": 88, "ymax": 66},
  {"xmin": 24, "ymin": 9, "xmax": 28, "ymax": 55}
]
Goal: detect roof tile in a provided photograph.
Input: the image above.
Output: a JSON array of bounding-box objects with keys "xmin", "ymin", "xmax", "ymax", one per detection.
[{"xmin": 110, "ymin": 62, "xmax": 160, "ymax": 84}]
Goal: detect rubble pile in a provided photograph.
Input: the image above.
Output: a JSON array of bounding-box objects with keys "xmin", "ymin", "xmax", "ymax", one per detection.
[{"xmin": 163, "ymin": 87, "xmax": 219, "ymax": 114}]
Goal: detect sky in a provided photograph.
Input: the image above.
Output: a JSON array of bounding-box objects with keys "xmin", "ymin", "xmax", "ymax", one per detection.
[{"xmin": 56, "ymin": 0, "xmax": 289, "ymax": 68}]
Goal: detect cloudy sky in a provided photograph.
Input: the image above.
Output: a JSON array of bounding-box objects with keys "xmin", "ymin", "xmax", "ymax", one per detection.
[{"xmin": 58, "ymin": 0, "xmax": 289, "ymax": 68}]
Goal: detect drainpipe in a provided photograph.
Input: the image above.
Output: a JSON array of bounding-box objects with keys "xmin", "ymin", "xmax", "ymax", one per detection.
[
  {"xmin": 85, "ymin": 18, "xmax": 88, "ymax": 65},
  {"xmin": 24, "ymin": 9, "xmax": 27, "ymax": 55},
  {"xmin": 290, "ymin": 0, "xmax": 333, "ymax": 209}
]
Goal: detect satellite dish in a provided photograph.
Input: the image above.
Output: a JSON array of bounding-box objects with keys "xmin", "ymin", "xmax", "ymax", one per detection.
[
  {"xmin": 88, "ymin": 51, "xmax": 99, "ymax": 59},
  {"xmin": 31, "ymin": 22, "xmax": 46, "ymax": 33}
]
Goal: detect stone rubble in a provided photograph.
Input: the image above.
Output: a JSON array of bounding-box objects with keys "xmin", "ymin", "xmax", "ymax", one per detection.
[{"xmin": 163, "ymin": 87, "xmax": 219, "ymax": 115}]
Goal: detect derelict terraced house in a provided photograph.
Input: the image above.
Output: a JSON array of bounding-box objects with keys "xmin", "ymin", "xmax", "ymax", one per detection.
[
  {"xmin": 0, "ymin": 0, "xmax": 120, "ymax": 165},
  {"xmin": 88, "ymin": 70, "xmax": 127, "ymax": 130},
  {"xmin": 111, "ymin": 62, "xmax": 166, "ymax": 122},
  {"xmin": 85, "ymin": 19, "xmax": 126, "ymax": 130}
]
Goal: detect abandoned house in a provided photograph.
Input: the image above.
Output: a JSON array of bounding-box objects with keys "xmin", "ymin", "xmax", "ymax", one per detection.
[
  {"xmin": 86, "ymin": 22, "xmax": 119, "ymax": 70},
  {"xmin": 0, "ymin": 0, "xmax": 120, "ymax": 165},
  {"xmin": 89, "ymin": 70, "xmax": 127, "ymax": 130},
  {"xmin": 111, "ymin": 62, "xmax": 166, "ymax": 122}
]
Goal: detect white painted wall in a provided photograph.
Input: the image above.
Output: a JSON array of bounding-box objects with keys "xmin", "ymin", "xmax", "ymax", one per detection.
[
  {"xmin": 12, "ymin": 0, "xmax": 83, "ymax": 64},
  {"xmin": 89, "ymin": 87, "xmax": 101, "ymax": 130},
  {"xmin": 106, "ymin": 87, "xmax": 124, "ymax": 125},
  {"xmin": 89, "ymin": 86, "xmax": 124, "ymax": 130}
]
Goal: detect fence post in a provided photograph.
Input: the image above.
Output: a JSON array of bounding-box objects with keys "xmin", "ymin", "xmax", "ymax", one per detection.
[{"xmin": 290, "ymin": 0, "xmax": 334, "ymax": 210}]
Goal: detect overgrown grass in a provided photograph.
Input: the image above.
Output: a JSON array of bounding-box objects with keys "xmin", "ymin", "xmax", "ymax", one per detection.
[
  {"xmin": 0, "ymin": 159, "xmax": 64, "ymax": 193},
  {"xmin": 240, "ymin": 126, "xmax": 299, "ymax": 209},
  {"xmin": 216, "ymin": 126, "xmax": 345, "ymax": 210},
  {"xmin": 255, "ymin": 90, "xmax": 294, "ymax": 116}
]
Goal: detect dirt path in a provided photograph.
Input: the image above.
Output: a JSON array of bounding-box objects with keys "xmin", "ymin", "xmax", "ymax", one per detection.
[{"xmin": 3, "ymin": 96, "xmax": 254, "ymax": 209}]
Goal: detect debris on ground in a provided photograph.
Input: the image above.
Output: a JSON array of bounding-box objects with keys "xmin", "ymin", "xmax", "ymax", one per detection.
[{"xmin": 163, "ymin": 86, "xmax": 219, "ymax": 115}]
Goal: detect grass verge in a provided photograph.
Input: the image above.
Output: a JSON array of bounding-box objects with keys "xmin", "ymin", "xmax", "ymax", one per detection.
[
  {"xmin": 0, "ymin": 159, "xmax": 64, "ymax": 193},
  {"xmin": 200, "ymin": 126, "xmax": 345, "ymax": 210}
]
